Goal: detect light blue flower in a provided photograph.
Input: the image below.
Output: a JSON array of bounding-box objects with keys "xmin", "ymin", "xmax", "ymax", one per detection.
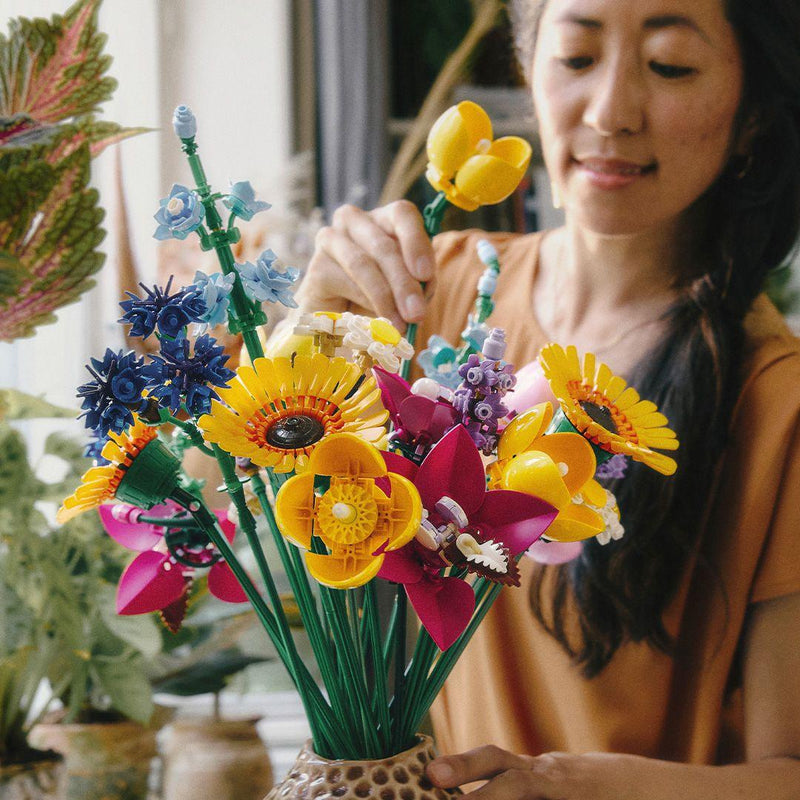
[
  {"xmin": 417, "ymin": 335, "xmax": 462, "ymax": 390},
  {"xmin": 153, "ymin": 184, "xmax": 205, "ymax": 240},
  {"xmin": 172, "ymin": 105, "xmax": 197, "ymax": 139},
  {"xmin": 222, "ymin": 181, "xmax": 272, "ymax": 221},
  {"xmin": 192, "ymin": 271, "xmax": 236, "ymax": 333},
  {"xmin": 236, "ymin": 249, "xmax": 300, "ymax": 308}
]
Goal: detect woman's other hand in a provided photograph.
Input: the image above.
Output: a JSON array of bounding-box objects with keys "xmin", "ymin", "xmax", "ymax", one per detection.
[
  {"xmin": 426, "ymin": 745, "xmax": 635, "ymax": 799},
  {"xmin": 295, "ymin": 200, "xmax": 436, "ymax": 329}
]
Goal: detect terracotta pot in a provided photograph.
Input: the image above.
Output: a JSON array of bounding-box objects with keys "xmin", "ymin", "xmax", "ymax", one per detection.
[
  {"xmin": 160, "ymin": 717, "xmax": 274, "ymax": 800},
  {"xmin": 265, "ymin": 735, "xmax": 461, "ymax": 799},
  {"xmin": 30, "ymin": 719, "xmax": 158, "ymax": 800},
  {"xmin": 0, "ymin": 751, "xmax": 64, "ymax": 800}
]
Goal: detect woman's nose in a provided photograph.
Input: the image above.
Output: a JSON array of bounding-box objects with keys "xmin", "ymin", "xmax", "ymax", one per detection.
[{"xmin": 582, "ymin": 57, "xmax": 645, "ymax": 136}]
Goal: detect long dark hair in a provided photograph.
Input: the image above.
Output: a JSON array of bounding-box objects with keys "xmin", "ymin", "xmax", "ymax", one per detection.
[{"xmin": 510, "ymin": 0, "xmax": 800, "ymax": 676}]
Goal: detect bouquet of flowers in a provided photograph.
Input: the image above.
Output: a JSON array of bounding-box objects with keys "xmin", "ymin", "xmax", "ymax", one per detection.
[{"xmin": 58, "ymin": 102, "xmax": 678, "ymax": 793}]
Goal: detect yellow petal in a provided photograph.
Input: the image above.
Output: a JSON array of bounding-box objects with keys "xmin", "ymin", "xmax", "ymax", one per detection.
[
  {"xmin": 274, "ymin": 473, "xmax": 316, "ymax": 548},
  {"xmin": 530, "ymin": 433, "xmax": 596, "ymax": 495},
  {"xmin": 502, "ymin": 451, "xmax": 571, "ymax": 510},
  {"xmin": 305, "ymin": 550, "xmax": 383, "ymax": 589},
  {"xmin": 382, "ymin": 474, "xmax": 423, "ymax": 551},
  {"xmin": 497, "ymin": 402, "xmax": 553, "ymax": 460},
  {"xmin": 307, "ymin": 433, "xmax": 387, "ymax": 478},
  {"xmin": 545, "ymin": 504, "xmax": 605, "ymax": 542}
]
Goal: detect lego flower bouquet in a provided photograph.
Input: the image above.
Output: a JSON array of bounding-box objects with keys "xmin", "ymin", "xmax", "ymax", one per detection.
[{"xmin": 59, "ymin": 103, "xmax": 678, "ymax": 788}]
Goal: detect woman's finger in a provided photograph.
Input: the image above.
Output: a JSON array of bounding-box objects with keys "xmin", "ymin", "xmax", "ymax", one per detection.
[
  {"xmin": 427, "ymin": 745, "xmax": 536, "ymax": 788},
  {"xmin": 333, "ymin": 204, "xmax": 428, "ymax": 323},
  {"xmin": 373, "ymin": 199, "xmax": 436, "ymax": 282},
  {"xmin": 315, "ymin": 223, "xmax": 406, "ymax": 328},
  {"xmin": 294, "ymin": 247, "xmax": 371, "ymax": 316}
]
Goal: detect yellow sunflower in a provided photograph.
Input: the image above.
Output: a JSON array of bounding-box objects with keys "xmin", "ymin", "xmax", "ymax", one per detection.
[
  {"xmin": 538, "ymin": 344, "xmax": 679, "ymax": 476},
  {"xmin": 198, "ymin": 353, "xmax": 388, "ymax": 473},
  {"xmin": 57, "ymin": 416, "xmax": 180, "ymax": 523}
]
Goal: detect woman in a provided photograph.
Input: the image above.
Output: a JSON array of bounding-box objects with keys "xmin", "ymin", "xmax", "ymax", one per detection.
[{"xmin": 288, "ymin": 0, "xmax": 800, "ymax": 795}]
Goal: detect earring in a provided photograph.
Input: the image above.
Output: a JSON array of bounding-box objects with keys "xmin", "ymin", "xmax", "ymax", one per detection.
[
  {"xmin": 735, "ymin": 153, "xmax": 753, "ymax": 180},
  {"xmin": 550, "ymin": 181, "xmax": 562, "ymax": 210}
]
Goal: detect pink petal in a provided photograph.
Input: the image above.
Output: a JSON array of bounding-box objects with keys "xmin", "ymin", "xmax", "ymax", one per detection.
[
  {"xmin": 472, "ymin": 490, "xmax": 557, "ymax": 554},
  {"xmin": 377, "ymin": 547, "xmax": 424, "ymax": 584},
  {"xmin": 526, "ymin": 539, "xmax": 583, "ymax": 564},
  {"xmin": 378, "ymin": 451, "xmax": 419, "ymax": 494},
  {"xmin": 116, "ymin": 551, "xmax": 186, "ymax": 615},
  {"xmin": 373, "ymin": 367, "xmax": 411, "ymax": 422},
  {"xmin": 505, "ymin": 360, "xmax": 555, "ymax": 416},
  {"xmin": 208, "ymin": 562, "xmax": 247, "ymax": 603},
  {"xmin": 415, "ymin": 426, "xmax": 485, "ymax": 517},
  {"xmin": 213, "ymin": 509, "xmax": 236, "ymax": 543},
  {"xmin": 99, "ymin": 505, "xmax": 163, "ymax": 552},
  {"xmin": 406, "ymin": 576, "xmax": 475, "ymax": 651}
]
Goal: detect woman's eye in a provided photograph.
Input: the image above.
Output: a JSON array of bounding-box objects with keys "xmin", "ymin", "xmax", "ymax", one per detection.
[
  {"xmin": 649, "ymin": 61, "xmax": 696, "ymax": 79},
  {"xmin": 559, "ymin": 56, "xmax": 593, "ymax": 70}
]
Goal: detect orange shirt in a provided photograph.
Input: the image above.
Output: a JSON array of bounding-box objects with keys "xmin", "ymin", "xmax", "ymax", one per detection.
[{"xmin": 417, "ymin": 230, "xmax": 800, "ymax": 764}]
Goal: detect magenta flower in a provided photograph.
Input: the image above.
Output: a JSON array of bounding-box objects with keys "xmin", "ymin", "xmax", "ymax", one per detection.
[
  {"xmin": 378, "ymin": 426, "xmax": 557, "ymax": 650},
  {"xmin": 373, "ymin": 367, "xmax": 458, "ymax": 460},
  {"xmin": 99, "ymin": 500, "xmax": 246, "ymax": 631}
]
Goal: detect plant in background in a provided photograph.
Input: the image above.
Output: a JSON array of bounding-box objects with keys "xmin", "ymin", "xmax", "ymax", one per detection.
[{"xmin": 0, "ymin": 0, "xmax": 146, "ymax": 341}]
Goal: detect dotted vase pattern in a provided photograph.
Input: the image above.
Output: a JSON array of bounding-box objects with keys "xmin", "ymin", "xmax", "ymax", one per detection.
[{"xmin": 265, "ymin": 736, "xmax": 462, "ymax": 800}]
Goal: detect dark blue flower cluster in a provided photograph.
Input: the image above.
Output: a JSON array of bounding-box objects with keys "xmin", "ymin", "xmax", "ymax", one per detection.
[
  {"xmin": 77, "ymin": 348, "xmax": 149, "ymax": 437},
  {"xmin": 142, "ymin": 334, "xmax": 235, "ymax": 416},
  {"xmin": 119, "ymin": 276, "xmax": 207, "ymax": 340}
]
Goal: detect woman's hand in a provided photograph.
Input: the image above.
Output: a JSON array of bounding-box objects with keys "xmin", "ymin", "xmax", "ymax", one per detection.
[
  {"xmin": 426, "ymin": 745, "xmax": 635, "ymax": 799},
  {"xmin": 295, "ymin": 201, "xmax": 436, "ymax": 329}
]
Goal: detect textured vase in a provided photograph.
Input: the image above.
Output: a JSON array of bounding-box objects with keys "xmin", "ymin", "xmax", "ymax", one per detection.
[
  {"xmin": 265, "ymin": 735, "xmax": 461, "ymax": 799},
  {"xmin": 30, "ymin": 720, "xmax": 158, "ymax": 800},
  {"xmin": 0, "ymin": 753, "xmax": 64, "ymax": 800},
  {"xmin": 160, "ymin": 717, "xmax": 274, "ymax": 800}
]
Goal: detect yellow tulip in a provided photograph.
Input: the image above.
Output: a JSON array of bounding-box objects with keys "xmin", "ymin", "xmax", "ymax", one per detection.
[{"xmin": 425, "ymin": 101, "xmax": 532, "ymax": 212}]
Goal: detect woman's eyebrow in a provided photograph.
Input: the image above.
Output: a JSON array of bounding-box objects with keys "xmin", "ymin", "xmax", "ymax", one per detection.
[
  {"xmin": 555, "ymin": 12, "xmax": 711, "ymax": 44},
  {"xmin": 643, "ymin": 15, "xmax": 711, "ymax": 44}
]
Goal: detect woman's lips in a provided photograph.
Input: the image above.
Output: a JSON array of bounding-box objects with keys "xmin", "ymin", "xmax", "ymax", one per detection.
[{"xmin": 574, "ymin": 157, "xmax": 657, "ymax": 189}]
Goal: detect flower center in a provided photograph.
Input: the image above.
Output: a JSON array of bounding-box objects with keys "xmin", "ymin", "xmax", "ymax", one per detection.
[
  {"xmin": 579, "ymin": 401, "xmax": 618, "ymax": 434},
  {"xmin": 167, "ymin": 197, "xmax": 186, "ymax": 215},
  {"xmin": 315, "ymin": 481, "xmax": 378, "ymax": 545},
  {"xmin": 265, "ymin": 414, "xmax": 326, "ymax": 449}
]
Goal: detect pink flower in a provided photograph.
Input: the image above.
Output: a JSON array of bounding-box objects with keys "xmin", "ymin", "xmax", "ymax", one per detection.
[
  {"xmin": 99, "ymin": 500, "xmax": 246, "ymax": 631},
  {"xmin": 373, "ymin": 367, "xmax": 458, "ymax": 460},
  {"xmin": 378, "ymin": 426, "xmax": 556, "ymax": 649}
]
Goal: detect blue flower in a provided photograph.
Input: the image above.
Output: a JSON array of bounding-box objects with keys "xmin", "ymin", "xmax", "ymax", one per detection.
[
  {"xmin": 192, "ymin": 271, "xmax": 236, "ymax": 333},
  {"xmin": 154, "ymin": 184, "xmax": 206, "ymax": 240},
  {"xmin": 84, "ymin": 428, "xmax": 110, "ymax": 465},
  {"xmin": 222, "ymin": 181, "xmax": 271, "ymax": 221},
  {"xmin": 77, "ymin": 349, "xmax": 148, "ymax": 437},
  {"xmin": 236, "ymin": 249, "xmax": 300, "ymax": 308},
  {"xmin": 172, "ymin": 105, "xmax": 197, "ymax": 139},
  {"xmin": 417, "ymin": 335, "xmax": 462, "ymax": 390},
  {"xmin": 120, "ymin": 277, "xmax": 207, "ymax": 340},
  {"xmin": 143, "ymin": 334, "xmax": 235, "ymax": 416}
]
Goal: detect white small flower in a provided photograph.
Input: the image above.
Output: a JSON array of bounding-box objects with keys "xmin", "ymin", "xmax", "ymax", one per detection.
[{"xmin": 342, "ymin": 315, "xmax": 414, "ymax": 372}]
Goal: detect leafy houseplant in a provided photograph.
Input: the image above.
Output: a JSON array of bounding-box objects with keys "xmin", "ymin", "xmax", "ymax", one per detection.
[{"xmin": 0, "ymin": 0, "xmax": 144, "ymax": 794}]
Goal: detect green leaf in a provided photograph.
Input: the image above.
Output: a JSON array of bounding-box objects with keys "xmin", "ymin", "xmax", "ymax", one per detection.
[
  {"xmin": 0, "ymin": 0, "xmax": 115, "ymax": 125},
  {"xmin": 91, "ymin": 659, "xmax": 153, "ymax": 725},
  {"xmin": 97, "ymin": 586, "xmax": 162, "ymax": 660},
  {"xmin": 151, "ymin": 648, "xmax": 269, "ymax": 697},
  {"xmin": 0, "ymin": 388, "xmax": 77, "ymax": 420}
]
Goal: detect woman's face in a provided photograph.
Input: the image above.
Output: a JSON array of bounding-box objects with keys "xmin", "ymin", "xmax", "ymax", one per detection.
[{"xmin": 531, "ymin": 0, "xmax": 744, "ymax": 237}]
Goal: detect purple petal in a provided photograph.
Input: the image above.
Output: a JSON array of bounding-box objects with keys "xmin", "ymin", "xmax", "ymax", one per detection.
[
  {"xmin": 472, "ymin": 490, "xmax": 558, "ymax": 554},
  {"xmin": 116, "ymin": 552, "xmax": 186, "ymax": 615},
  {"xmin": 208, "ymin": 562, "xmax": 247, "ymax": 603},
  {"xmin": 414, "ymin": 426, "xmax": 485, "ymax": 516},
  {"xmin": 406, "ymin": 576, "xmax": 475, "ymax": 651}
]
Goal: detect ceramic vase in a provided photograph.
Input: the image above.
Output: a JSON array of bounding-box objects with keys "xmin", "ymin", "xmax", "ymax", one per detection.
[
  {"xmin": 265, "ymin": 735, "xmax": 461, "ymax": 800},
  {"xmin": 160, "ymin": 717, "xmax": 274, "ymax": 800}
]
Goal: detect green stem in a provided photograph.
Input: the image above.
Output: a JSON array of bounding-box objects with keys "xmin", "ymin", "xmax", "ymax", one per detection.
[
  {"xmin": 249, "ymin": 472, "xmax": 356, "ymax": 738},
  {"xmin": 407, "ymin": 578, "xmax": 502, "ymax": 739},
  {"xmin": 363, "ymin": 583, "xmax": 392, "ymax": 750},
  {"xmin": 158, "ymin": 412, "xmax": 215, "ymax": 457},
  {"xmin": 390, "ymin": 586, "xmax": 408, "ymax": 750}
]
